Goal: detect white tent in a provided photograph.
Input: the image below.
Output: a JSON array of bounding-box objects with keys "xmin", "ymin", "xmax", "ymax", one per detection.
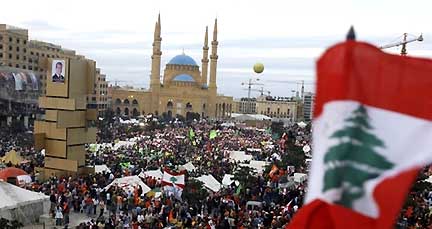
[
  {"xmin": 94, "ymin": 165, "xmax": 111, "ymax": 174},
  {"xmin": 180, "ymin": 162, "xmax": 196, "ymax": 172},
  {"xmin": 297, "ymin": 121, "xmax": 307, "ymax": 128},
  {"xmin": 222, "ymin": 174, "xmax": 239, "ymax": 187},
  {"xmin": 302, "ymin": 144, "xmax": 311, "ymax": 153},
  {"xmin": 104, "ymin": 176, "xmax": 151, "ymax": 194},
  {"xmin": 293, "ymin": 173, "xmax": 308, "ymax": 183},
  {"xmin": 139, "ymin": 170, "xmax": 163, "ymax": 180},
  {"xmin": 232, "ymin": 113, "xmax": 271, "ymax": 121},
  {"xmin": 229, "ymin": 151, "xmax": 253, "ymax": 162},
  {"xmin": 0, "ymin": 182, "xmax": 50, "ymax": 225},
  {"xmin": 196, "ymin": 175, "xmax": 222, "ymax": 192},
  {"xmin": 240, "ymin": 160, "xmax": 269, "ymax": 174}
]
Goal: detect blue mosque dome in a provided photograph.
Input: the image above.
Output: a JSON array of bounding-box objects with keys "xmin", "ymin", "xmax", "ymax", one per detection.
[
  {"xmin": 172, "ymin": 74, "xmax": 195, "ymax": 82},
  {"xmin": 168, "ymin": 54, "xmax": 198, "ymax": 66}
]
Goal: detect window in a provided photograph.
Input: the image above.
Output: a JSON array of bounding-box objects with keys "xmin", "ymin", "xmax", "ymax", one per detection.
[
  {"xmin": 16, "ymin": 47, "xmax": 19, "ymax": 52},
  {"xmin": 9, "ymin": 46, "xmax": 12, "ymax": 51},
  {"xmin": 47, "ymin": 54, "xmax": 50, "ymax": 58},
  {"xmin": 16, "ymin": 64, "xmax": 19, "ymax": 68},
  {"xmin": 30, "ymin": 51, "xmax": 34, "ymax": 55},
  {"xmin": 8, "ymin": 64, "xmax": 12, "ymax": 67},
  {"xmin": 23, "ymin": 56, "xmax": 26, "ymax": 61},
  {"xmin": 0, "ymin": 53, "xmax": 2, "ymax": 58},
  {"xmin": 0, "ymin": 44, "xmax": 2, "ymax": 49},
  {"xmin": 0, "ymin": 35, "xmax": 2, "ymax": 40},
  {"xmin": 36, "ymin": 52, "xmax": 39, "ymax": 56},
  {"xmin": 16, "ymin": 55, "xmax": 19, "ymax": 60},
  {"xmin": 23, "ymin": 65, "xmax": 26, "ymax": 69},
  {"xmin": 23, "ymin": 48, "xmax": 26, "ymax": 53},
  {"xmin": 9, "ymin": 37, "xmax": 12, "ymax": 42},
  {"xmin": 16, "ymin": 38, "xmax": 20, "ymax": 43},
  {"xmin": 8, "ymin": 54, "xmax": 12, "ymax": 59},
  {"xmin": 41, "ymin": 53, "xmax": 45, "ymax": 57},
  {"xmin": 29, "ymin": 66, "xmax": 32, "ymax": 70},
  {"xmin": 23, "ymin": 40, "xmax": 26, "ymax": 45},
  {"xmin": 29, "ymin": 59, "xmax": 32, "ymax": 63}
]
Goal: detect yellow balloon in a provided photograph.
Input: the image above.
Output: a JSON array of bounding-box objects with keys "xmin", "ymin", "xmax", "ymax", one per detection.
[{"xmin": 253, "ymin": 63, "xmax": 264, "ymax": 74}]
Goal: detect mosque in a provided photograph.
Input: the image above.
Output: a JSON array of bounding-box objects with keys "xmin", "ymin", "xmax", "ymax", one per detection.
[{"xmin": 110, "ymin": 15, "xmax": 233, "ymax": 119}]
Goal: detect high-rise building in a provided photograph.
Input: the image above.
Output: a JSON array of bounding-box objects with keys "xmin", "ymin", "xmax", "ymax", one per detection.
[
  {"xmin": 88, "ymin": 68, "xmax": 109, "ymax": 116},
  {"xmin": 303, "ymin": 92, "xmax": 315, "ymax": 121}
]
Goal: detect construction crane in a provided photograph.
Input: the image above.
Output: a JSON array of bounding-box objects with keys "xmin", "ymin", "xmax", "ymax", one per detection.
[
  {"xmin": 111, "ymin": 79, "xmax": 127, "ymax": 87},
  {"xmin": 241, "ymin": 78, "xmax": 264, "ymax": 99},
  {"xmin": 379, "ymin": 33, "xmax": 423, "ymax": 56},
  {"xmin": 243, "ymin": 87, "xmax": 271, "ymax": 96}
]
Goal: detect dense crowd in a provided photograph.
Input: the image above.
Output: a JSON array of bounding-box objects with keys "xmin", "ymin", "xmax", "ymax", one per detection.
[{"xmin": 1, "ymin": 116, "xmax": 431, "ymax": 228}]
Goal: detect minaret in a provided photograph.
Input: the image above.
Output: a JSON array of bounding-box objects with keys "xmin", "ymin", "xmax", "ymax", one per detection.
[
  {"xmin": 201, "ymin": 26, "xmax": 209, "ymax": 86},
  {"xmin": 209, "ymin": 19, "xmax": 218, "ymax": 89},
  {"xmin": 150, "ymin": 14, "xmax": 162, "ymax": 114},
  {"xmin": 208, "ymin": 19, "xmax": 218, "ymax": 118}
]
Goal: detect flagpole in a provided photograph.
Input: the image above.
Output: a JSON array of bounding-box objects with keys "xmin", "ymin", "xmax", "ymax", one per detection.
[{"xmin": 346, "ymin": 26, "xmax": 356, "ymax": 40}]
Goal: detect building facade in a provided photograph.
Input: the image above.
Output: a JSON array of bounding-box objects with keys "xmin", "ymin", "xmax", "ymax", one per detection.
[
  {"xmin": 234, "ymin": 98, "xmax": 256, "ymax": 114},
  {"xmin": 303, "ymin": 92, "xmax": 315, "ymax": 121},
  {"xmin": 1, "ymin": 24, "xmax": 107, "ymax": 116},
  {"xmin": 111, "ymin": 15, "xmax": 233, "ymax": 119},
  {"xmin": 234, "ymin": 96, "xmax": 300, "ymax": 121},
  {"xmin": 88, "ymin": 68, "xmax": 109, "ymax": 116}
]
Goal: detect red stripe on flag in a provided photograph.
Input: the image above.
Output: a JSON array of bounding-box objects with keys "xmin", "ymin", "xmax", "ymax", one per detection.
[
  {"xmin": 287, "ymin": 167, "xmax": 419, "ymax": 229},
  {"xmin": 163, "ymin": 168, "xmax": 186, "ymax": 176},
  {"xmin": 314, "ymin": 41, "xmax": 432, "ymax": 121}
]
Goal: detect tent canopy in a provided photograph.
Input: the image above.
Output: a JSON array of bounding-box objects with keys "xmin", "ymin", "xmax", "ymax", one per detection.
[
  {"xmin": 94, "ymin": 165, "xmax": 111, "ymax": 174},
  {"xmin": 196, "ymin": 175, "xmax": 222, "ymax": 193},
  {"xmin": 104, "ymin": 176, "xmax": 151, "ymax": 194},
  {"xmin": 222, "ymin": 174, "xmax": 239, "ymax": 187},
  {"xmin": 139, "ymin": 170, "xmax": 163, "ymax": 180},
  {"xmin": 229, "ymin": 151, "xmax": 253, "ymax": 162},
  {"xmin": 0, "ymin": 181, "xmax": 49, "ymax": 210},
  {"xmin": 1, "ymin": 150, "xmax": 23, "ymax": 165},
  {"xmin": 180, "ymin": 162, "xmax": 196, "ymax": 172},
  {"xmin": 0, "ymin": 167, "xmax": 28, "ymax": 181}
]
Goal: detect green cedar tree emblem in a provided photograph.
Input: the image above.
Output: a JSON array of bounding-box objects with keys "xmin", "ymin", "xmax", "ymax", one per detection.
[
  {"xmin": 323, "ymin": 105, "xmax": 394, "ymax": 208},
  {"xmin": 170, "ymin": 176, "xmax": 178, "ymax": 183}
]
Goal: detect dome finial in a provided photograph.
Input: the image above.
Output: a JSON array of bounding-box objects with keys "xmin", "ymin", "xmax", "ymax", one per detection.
[{"xmin": 182, "ymin": 48, "xmax": 185, "ymax": 55}]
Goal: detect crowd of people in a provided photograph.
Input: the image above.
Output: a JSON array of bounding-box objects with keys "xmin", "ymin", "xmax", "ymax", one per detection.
[{"xmin": 1, "ymin": 115, "xmax": 431, "ymax": 228}]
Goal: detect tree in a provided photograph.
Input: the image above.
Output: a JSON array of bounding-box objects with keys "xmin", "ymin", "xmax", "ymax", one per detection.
[
  {"xmin": 271, "ymin": 121, "xmax": 284, "ymax": 140},
  {"xmin": 233, "ymin": 165, "xmax": 258, "ymax": 196},
  {"xmin": 323, "ymin": 105, "xmax": 394, "ymax": 208},
  {"xmin": 183, "ymin": 179, "xmax": 208, "ymax": 206}
]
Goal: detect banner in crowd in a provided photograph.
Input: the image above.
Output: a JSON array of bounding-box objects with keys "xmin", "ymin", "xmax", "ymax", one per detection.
[{"xmin": 289, "ymin": 41, "xmax": 432, "ymax": 228}]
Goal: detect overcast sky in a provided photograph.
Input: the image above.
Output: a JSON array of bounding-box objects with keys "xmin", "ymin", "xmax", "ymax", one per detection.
[{"xmin": 1, "ymin": 0, "xmax": 431, "ymax": 98}]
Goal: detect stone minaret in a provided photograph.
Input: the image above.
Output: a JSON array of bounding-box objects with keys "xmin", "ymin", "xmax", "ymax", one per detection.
[
  {"xmin": 150, "ymin": 14, "xmax": 162, "ymax": 114},
  {"xmin": 208, "ymin": 19, "xmax": 218, "ymax": 118},
  {"xmin": 201, "ymin": 26, "xmax": 209, "ymax": 86},
  {"xmin": 209, "ymin": 19, "xmax": 218, "ymax": 89}
]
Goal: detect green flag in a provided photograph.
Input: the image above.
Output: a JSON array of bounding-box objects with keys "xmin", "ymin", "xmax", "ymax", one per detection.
[
  {"xmin": 235, "ymin": 184, "xmax": 242, "ymax": 195},
  {"xmin": 189, "ymin": 128, "xmax": 195, "ymax": 140},
  {"xmin": 209, "ymin": 130, "xmax": 217, "ymax": 139},
  {"xmin": 120, "ymin": 162, "xmax": 131, "ymax": 169}
]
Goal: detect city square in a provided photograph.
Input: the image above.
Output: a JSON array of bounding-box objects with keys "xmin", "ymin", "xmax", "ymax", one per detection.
[{"xmin": 1, "ymin": 1, "xmax": 432, "ymax": 229}]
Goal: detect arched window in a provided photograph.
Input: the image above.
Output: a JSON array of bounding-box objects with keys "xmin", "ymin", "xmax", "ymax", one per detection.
[
  {"xmin": 132, "ymin": 108, "xmax": 139, "ymax": 117},
  {"xmin": 115, "ymin": 99, "xmax": 121, "ymax": 105},
  {"xmin": 124, "ymin": 99, "xmax": 130, "ymax": 105},
  {"xmin": 186, "ymin": 102, "xmax": 192, "ymax": 110},
  {"xmin": 132, "ymin": 99, "xmax": 138, "ymax": 106},
  {"xmin": 116, "ymin": 107, "xmax": 121, "ymax": 115},
  {"xmin": 167, "ymin": 101, "xmax": 173, "ymax": 109},
  {"xmin": 124, "ymin": 107, "xmax": 129, "ymax": 116}
]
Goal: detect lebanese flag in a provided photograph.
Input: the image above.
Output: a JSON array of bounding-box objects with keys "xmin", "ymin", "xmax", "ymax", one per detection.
[
  {"xmin": 288, "ymin": 40, "xmax": 432, "ymax": 229},
  {"xmin": 162, "ymin": 168, "xmax": 186, "ymax": 189}
]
